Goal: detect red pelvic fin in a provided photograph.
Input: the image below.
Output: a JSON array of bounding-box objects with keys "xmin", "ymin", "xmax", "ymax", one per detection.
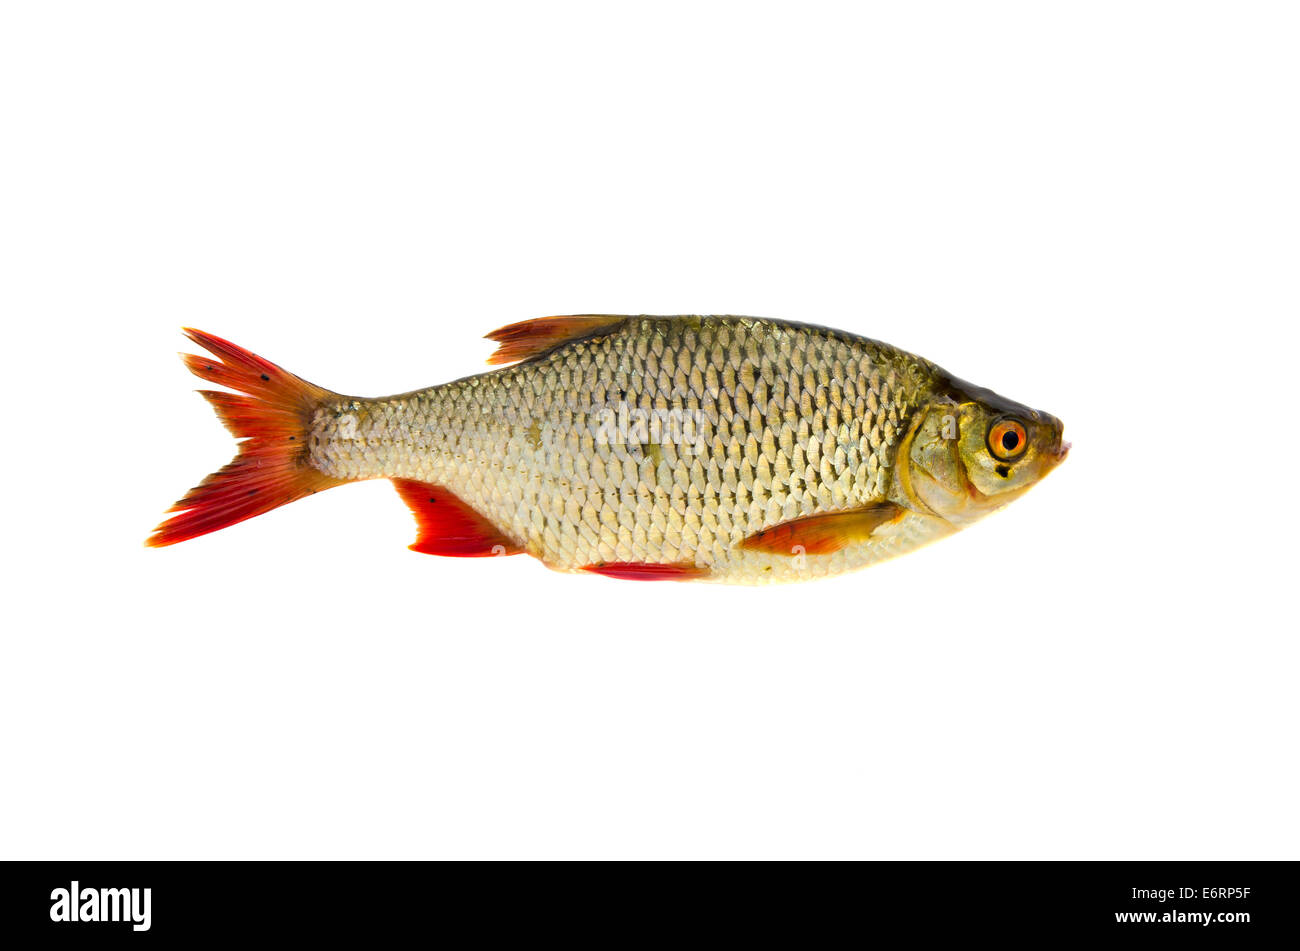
[
  {"xmin": 738, "ymin": 502, "xmax": 905, "ymax": 556},
  {"xmin": 484, "ymin": 315, "xmax": 627, "ymax": 366},
  {"xmin": 581, "ymin": 561, "xmax": 709, "ymax": 581},
  {"xmin": 147, "ymin": 329, "xmax": 344, "ymax": 547},
  {"xmin": 392, "ymin": 479, "xmax": 522, "ymax": 557}
]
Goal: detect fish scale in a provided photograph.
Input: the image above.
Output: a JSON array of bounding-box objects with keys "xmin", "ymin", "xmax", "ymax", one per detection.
[{"xmin": 305, "ymin": 316, "xmax": 936, "ymax": 583}]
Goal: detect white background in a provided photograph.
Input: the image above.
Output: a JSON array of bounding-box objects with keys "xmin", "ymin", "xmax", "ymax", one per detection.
[{"xmin": 2, "ymin": 2, "xmax": 1296, "ymax": 859}]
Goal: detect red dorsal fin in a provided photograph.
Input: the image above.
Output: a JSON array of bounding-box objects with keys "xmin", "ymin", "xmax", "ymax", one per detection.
[
  {"xmin": 485, "ymin": 315, "xmax": 628, "ymax": 366},
  {"xmin": 738, "ymin": 502, "xmax": 905, "ymax": 556},
  {"xmin": 581, "ymin": 561, "xmax": 708, "ymax": 581},
  {"xmin": 392, "ymin": 479, "xmax": 522, "ymax": 557}
]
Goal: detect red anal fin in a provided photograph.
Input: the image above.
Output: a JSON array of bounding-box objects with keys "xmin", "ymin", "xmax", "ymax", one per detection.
[
  {"xmin": 582, "ymin": 561, "xmax": 708, "ymax": 581},
  {"xmin": 392, "ymin": 479, "xmax": 522, "ymax": 557},
  {"xmin": 738, "ymin": 502, "xmax": 905, "ymax": 556},
  {"xmin": 485, "ymin": 315, "xmax": 628, "ymax": 366}
]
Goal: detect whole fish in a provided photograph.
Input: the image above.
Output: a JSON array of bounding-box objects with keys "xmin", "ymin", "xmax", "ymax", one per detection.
[{"xmin": 149, "ymin": 315, "xmax": 1068, "ymax": 584}]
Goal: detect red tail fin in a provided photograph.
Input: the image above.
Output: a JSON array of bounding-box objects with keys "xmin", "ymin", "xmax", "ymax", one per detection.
[{"xmin": 147, "ymin": 329, "xmax": 345, "ymax": 547}]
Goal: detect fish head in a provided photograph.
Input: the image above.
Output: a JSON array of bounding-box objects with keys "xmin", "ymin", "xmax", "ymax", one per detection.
[{"xmin": 901, "ymin": 376, "xmax": 1068, "ymax": 528}]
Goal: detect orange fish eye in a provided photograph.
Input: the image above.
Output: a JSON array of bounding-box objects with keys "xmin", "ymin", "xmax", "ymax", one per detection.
[{"xmin": 988, "ymin": 418, "xmax": 1028, "ymax": 461}]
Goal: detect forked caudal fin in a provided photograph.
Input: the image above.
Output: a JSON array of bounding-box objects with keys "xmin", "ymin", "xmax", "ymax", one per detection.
[{"xmin": 146, "ymin": 329, "xmax": 345, "ymax": 547}]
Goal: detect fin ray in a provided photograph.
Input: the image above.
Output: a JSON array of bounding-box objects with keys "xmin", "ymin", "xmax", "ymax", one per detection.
[{"xmin": 485, "ymin": 315, "xmax": 628, "ymax": 365}]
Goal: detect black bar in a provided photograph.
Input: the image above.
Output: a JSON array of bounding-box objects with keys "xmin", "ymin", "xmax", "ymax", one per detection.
[{"xmin": 0, "ymin": 860, "xmax": 1292, "ymax": 941}]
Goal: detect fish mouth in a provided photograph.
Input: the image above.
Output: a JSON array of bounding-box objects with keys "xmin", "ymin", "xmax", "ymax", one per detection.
[{"xmin": 1047, "ymin": 417, "xmax": 1070, "ymax": 464}]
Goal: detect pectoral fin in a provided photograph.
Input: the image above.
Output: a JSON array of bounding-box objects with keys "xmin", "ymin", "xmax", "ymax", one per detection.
[{"xmin": 738, "ymin": 502, "xmax": 905, "ymax": 556}]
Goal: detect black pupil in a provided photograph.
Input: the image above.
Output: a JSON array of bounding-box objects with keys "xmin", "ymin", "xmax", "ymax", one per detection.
[{"xmin": 1001, "ymin": 429, "xmax": 1020, "ymax": 451}]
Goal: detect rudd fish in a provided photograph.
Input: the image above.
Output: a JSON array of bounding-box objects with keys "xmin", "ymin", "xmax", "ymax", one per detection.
[{"xmin": 148, "ymin": 316, "xmax": 1068, "ymax": 584}]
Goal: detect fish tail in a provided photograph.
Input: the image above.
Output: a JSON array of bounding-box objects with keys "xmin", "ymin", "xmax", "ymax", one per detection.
[{"xmin": 146, "ymin": 329, "xmax": 346, "ymax": 547}]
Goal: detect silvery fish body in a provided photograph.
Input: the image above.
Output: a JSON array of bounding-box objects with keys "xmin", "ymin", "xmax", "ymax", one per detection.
[{"xmin": 150, "ymin": 316, "xmax": 1068, "ymax": 585}]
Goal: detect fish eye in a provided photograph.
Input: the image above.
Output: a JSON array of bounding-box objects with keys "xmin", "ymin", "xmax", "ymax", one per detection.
[{"xmin": 987, "ymin": 418, "xmax": 1028, "ymax": 461}]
